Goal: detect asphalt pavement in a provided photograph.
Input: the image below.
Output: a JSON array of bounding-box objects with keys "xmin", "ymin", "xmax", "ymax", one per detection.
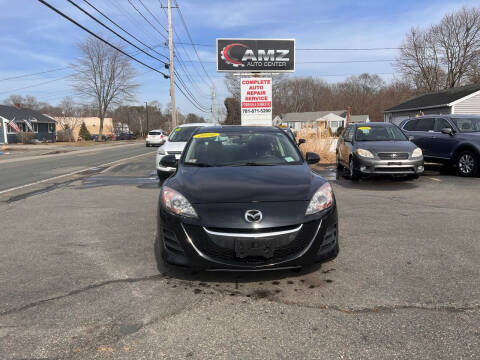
[{"xmin": 0, "ymin": 155, "xmax": 479, "ymax": 359}]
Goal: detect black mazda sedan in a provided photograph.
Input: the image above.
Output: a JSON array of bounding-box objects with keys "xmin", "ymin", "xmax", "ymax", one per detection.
[{"xmin": 155, "ymin": 126, "xmax": 338, "ymax": 271}]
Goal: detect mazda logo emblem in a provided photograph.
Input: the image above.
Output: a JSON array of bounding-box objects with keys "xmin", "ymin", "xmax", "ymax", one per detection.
[{"xmin": 244, "ymin": 209, "xmax": 263, "ymax": 223}]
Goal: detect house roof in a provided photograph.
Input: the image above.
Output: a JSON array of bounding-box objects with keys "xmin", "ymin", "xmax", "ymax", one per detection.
[
  {"xmin": 350, "ymin": 115, "xmax": 369, "ymax": 123},
  {"xmin": 385, "ymin": 84, "xmax": 480, "ymax": 113},
  {"xmin": 282, "ymin": 110, "xmax": 346, "ymax": 122},
  {"xmin": 0, "ymin": 105, "xmax": 56, "ymax": 123}
]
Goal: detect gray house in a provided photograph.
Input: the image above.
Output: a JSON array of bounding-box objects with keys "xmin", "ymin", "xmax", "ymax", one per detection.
[
  {"xmin": 384, "ymin": 84, "xmax": 480, "ymax": 125},
  {"xmin": 0, "ymin": 105, "xmax": 56, "ymax": 144}
]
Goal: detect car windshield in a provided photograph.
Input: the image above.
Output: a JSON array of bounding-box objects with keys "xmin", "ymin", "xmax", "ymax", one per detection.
[
  {"xmin": 451, "ymin": 118, "xmax": 480, "ymax": 133},
  {"xmin": 355, "ymin": 126, "xmax": 407, "ymax": 141},
  {"xmin": 168, "ymin": 126, "xmax": 201, "ymax": 142},
  {"xmin": 183, "ymin": 131, "xmax": 303, "ymax": 167}
]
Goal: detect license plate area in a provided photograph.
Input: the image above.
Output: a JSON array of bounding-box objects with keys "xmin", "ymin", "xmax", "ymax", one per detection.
[
  {"xmin": 234, "ymin": 238, "xmax": 274, "ymax": 259},
  {"xmin": 387, "ymin": 162, "xmax": 402, "ymax": 166}
]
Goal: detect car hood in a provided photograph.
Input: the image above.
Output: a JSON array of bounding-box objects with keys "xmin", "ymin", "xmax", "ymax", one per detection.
[
  {"xmin": 159, "ymin": 140, "xmax": 187, "ymax": 153},
  {"xmin": 355, "ymin": 140, "xmax": 417, "ymax": 153},
  {"xmin": 168, "ymin": 164, "xmax": 324, "ymax": 204}
]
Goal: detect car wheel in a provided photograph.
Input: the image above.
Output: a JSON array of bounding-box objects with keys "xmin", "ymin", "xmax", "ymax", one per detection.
[
  {"xmin": 456, "ymin": 151, "xmax": 478, "ymax": 177},
  {"xmin": 146, "ymin": 143, "xmax": 150, "ymax": 147},
  {"xmin": 349, "ymin": 157, "xmax": 360, "ymax": 181}
]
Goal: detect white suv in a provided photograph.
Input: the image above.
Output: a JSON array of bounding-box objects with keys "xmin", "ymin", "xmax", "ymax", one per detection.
[
  {"xmin": 156, "ymin": 123, "xmax": 215, "ymax": 179},
  {"xmin": 146, "ymin": 130, "xmax": 165, "ymax": 147}
]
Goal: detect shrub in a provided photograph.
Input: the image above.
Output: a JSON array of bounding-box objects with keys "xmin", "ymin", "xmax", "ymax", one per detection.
[
  {"xmin": 57, "ymin": 129, "xmax": 74, "ymax": 142},
  {"xmin": 78, "ymin": 122, "xmax": 91, "ymax": 141},
  {"xmin": 16, "ymin": 132, "xmax": 35, "ymax": 144}
]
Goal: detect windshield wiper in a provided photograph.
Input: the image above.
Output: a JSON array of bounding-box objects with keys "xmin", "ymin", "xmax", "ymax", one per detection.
[{"xmin": 184, "ymin": 162, "xmax": 212, "ymax": 167}]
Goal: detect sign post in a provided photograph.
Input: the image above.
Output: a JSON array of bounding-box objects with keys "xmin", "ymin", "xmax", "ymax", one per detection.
[{"xmin": 240, "ymin": 78, "xmax": 272, "ymax": 126}]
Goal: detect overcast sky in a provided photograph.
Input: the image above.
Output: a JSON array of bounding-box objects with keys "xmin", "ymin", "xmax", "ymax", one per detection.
[{"xmin": 1, "ymin": 0, "xmax": 479, "ymax": 116}]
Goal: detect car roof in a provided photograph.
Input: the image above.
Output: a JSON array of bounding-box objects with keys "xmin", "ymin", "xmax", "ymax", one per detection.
[
  {"xmin": 149, "ymin": 129, "xmax": 163, "ymax": 132},
  {"xmin": 194, "ymin": 125, "xmax": 282, "ymax": 134},
  {"xmin": 178, "ymin": 122, "xmax": 216, "ymax": 128},
  {"xmin": 404, "ymin": 114, "xmax": 480, "ymax": 120},
  {"xmin": 352, "ymin": 122, "xmax": 395, "ymax": 127}
]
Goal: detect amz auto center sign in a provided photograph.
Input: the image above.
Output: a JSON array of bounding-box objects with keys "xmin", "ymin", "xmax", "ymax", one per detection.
[
  {"xmin": 241, "ymin": 78, "xmax": 272, "ymax": 126},
  {"xmin": 217, "ymin": 39, "xmax": 295, "ymax": 72}
]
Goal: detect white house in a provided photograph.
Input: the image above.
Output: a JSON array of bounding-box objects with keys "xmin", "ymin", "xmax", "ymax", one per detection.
[{"xmin": 384, "ymin": 84, "xmax": 480, "ymax": 125}]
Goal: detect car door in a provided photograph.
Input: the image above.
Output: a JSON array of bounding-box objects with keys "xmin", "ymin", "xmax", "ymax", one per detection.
[
  {"xmin": 429, "ymin": 118, "xmax": 458, "ymax": 159},
  {"xmin": 339, "ymin": 126, "xmax": 354, "ymax": 165},
  {"xmin": 409, "ymin": 118, "xmax": 436, "ymax": 157}
]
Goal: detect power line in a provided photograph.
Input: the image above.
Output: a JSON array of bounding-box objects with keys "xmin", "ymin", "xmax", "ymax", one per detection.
[
  {"xmin": 67, "ymin": 0, "xmax": 168, "ymax": 66},
  {"xmin": 126, "ymin": 0, "xmax": 168, "ymax": 41},
  {"xmin": 0, "ymin": 74, "xmax": 73, "ymax": 95},
  {"xmin": 0, "ymin": 67, "xmax": 70, "ymax": 82},
  {"xmin": 174, "ymin": 0, "xmax": 214, "ymax": 85},
  {"xmin": 82, "ymin": 0, "xmax": 169, "ymax": 60},
  {"xmin": 297, "ymin": 47, "xmax": 402, "ymax": 51},
  {"xmin": 37, "ymin": 0, "xmax": 170, "ymax": 78}
]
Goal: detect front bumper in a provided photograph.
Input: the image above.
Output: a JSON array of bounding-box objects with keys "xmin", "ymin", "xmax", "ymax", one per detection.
[
  {"xmin": 157, "ymin": 204, "xmax": 338, "ymax": 270},
  {"xmin": 355, "ymin": 156, "xmax": 424, "ymax": 175}
]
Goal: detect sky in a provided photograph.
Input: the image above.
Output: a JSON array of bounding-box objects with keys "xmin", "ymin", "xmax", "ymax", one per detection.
[{"xmin": 1, "ymin": 0, "xmax": 479, "ymax": 117}]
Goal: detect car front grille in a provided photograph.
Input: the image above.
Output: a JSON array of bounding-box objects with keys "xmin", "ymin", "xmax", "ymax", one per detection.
[
  {"xmin": 166, "ymin": 151, "xmax": 181, "ymax": 155},
  {"xmin": 183, "ymin": 221, "xmax": 320, "ymax": 265},
  {"xmin": 377, "ymin": 152, "xmax": 409, "ymax": 160},
  {"xmin": 375, "ymin": 167, "xmax": 415, "ymax": 173}
]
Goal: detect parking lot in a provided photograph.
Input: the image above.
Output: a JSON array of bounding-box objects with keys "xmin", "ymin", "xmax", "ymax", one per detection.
[{"xmin": 0, "ymin": 152, "xmax": 479, "ymax": 359}]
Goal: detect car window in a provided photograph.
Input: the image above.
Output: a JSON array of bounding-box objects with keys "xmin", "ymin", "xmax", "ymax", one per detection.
[
  {"xmin": 451, "ymin": 118, "xmax": 480, "ymax": 133},
  {"xmin": 149, "ymin": 131, "xmax": 161, "ymax": 135},
  {"xmin": 403, "ymin": 119, "xmax": 418, "ymax": 131},
  {"xmin": 415, "ymin": 118, "xmax": 435, "ymax": 132},
  {"xmin": 434, "ymin": 118, "xmax": 452, "ymax": 132},
  {"xmin": 345, "ymin": 126, "xmax": 354, "ymax": 142},
  {"xmin": 168, "ymin": 126, "xmax": 201, "ymax": 142},
  {"xmin": 183, "ymin": 131, "xmax": 303, "ymax": 167},
  {"xmin": 355, "ymin": 126, "xmax": 408, "ymax": 141}
]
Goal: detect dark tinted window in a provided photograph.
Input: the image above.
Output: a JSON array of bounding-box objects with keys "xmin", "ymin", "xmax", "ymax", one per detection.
[
  {"xmin": 355, "ymin": 126, "xmax": 407, "ymax": 141},
  {"xmin": 434, "ymin": 118, "xmax": 452, "ymax": 132},
  {"xmin": 415, "ymin": 118, "xmax": 435, "ymax": 132},
  {"xmin": 149, "ymin": 131, "xmax": 161, "ymax": 135},
  {"xmin": 168, "ymin": 126, "xmax": 201, "ymax": 142},
  {"xmin": 451, "ymin": 118, "xmax": 480, "ymax": 133},
  {"xmin": 403, "ymin": 119, "xmax": 418, "ymax": 131}
]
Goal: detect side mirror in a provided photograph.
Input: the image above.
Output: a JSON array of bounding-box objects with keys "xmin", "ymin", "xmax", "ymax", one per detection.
[
  {"xmin": 408, "ymin": 136, "xmax": 415, "ymax": 141},
  {"xmin": 298, "ymin": 138, "xmax": 306, "ymax": 146},
  {"xmin": 305, "ymin": 152, "xmax": 320, "ymax": 165},
  {"xmin": 441, "ymin": 128, "xmax": 454, "ymax": 136},
  {"xmin": 160, "ymin": 154, "xmax": 178, "ymax": 168}
]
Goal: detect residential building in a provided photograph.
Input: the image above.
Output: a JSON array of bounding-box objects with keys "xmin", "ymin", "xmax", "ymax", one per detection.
[
  {"xmin": 0, "ymin": 105, "xmax": 56, "ymax": 144},
  {"xmin": 384, "ymin": 84, "xmax": 480, "ymax": 125},
  {"xmin": 279, "ymin": 110, "xmax": 370, "ymax": 133},
  {"xmin": 350, "ymin": 115, "xmax": 370, "ymax": 124},
  {"xmin": 52, "ymin": 116, "xmax": 114, "ymax": 141}
]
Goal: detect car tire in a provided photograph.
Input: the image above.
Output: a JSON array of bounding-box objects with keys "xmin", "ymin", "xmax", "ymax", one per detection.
[
  {"xmin": 348, "ymin": 157, "xmax": 360, "ymax": 181},
  {"xmin": 456, "ymin": 150, "xmax": 478, "ymax": 177},
  {"xmin": 146, "ymin": 143, "xmax": 150, "ymax": 147},
  {"xmin": 157, "ymin": 170, "xmax": 170, "ymax": 181}
]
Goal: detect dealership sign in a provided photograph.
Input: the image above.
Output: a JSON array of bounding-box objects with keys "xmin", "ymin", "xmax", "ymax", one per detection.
[
  {"xmin": 217, "ymin": 39, "xmax": 295, "ymax": 72},
  {"xmin": 241, "ymin": 77, "xmax": 272, "ymax": 125}
]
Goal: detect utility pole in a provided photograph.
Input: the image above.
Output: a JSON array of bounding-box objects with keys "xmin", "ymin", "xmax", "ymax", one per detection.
[
  {"xmin": 167, "ymin": 0, "xmax": 177, "ymax": 129},
  {"xmin": 145, "ymin": 101, "xmax": 149, "ymax": 134},
  {"xmin": 211, "ymin": 84, "xmax": 215, "ymax": 124}
]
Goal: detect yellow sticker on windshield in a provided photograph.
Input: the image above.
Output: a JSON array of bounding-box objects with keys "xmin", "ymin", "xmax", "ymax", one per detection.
[
  {"xmin": 175, "ymin": 128, "xmax": 181, "ymax": 132},
  {"xmin": 358, "ymin": 127, "xmax": 371, "ymax": 131},
  {"xmin": 193, "ymin": 132, "xmax": 219, "ymax": 139}
]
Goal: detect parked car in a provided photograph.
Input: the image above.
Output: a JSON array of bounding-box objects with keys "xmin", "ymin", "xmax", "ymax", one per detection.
[
  {"xmin": 155, "ymin": 126, "xmax": 338, "ymax": 271},
  {"xmin": 336, "ymin": 123, "xmax": 424, "ymax": 180},
  {"xmin": 90, "ymin": 134, "xmax": 110, "ymax": 141},
  {"xmin": 156, "ymin": 123, "xmax": 215, "ymax": 180},
  {"xmin": 116, "ymin": 132, "xmax": 136, "ymax": 140},
  {"xmin": 400, "ymin": 115, "xmax": 480, "ymax": 176},
  {"xmin": 146, "ymin": 129, "xmax": 165, "ymax": 147}
]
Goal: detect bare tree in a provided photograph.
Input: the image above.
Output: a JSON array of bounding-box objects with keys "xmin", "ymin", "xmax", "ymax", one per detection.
[
  {"xmin": 56, "ymin": 97, "xmax": 82, "ymax": 141},
  {"xmin": 72, "ymin": 37, "xmax": 138, "ymax": 140},
  {"xmin": 396, "ymin": 7, "xmax": 480, "ymax": 91}
]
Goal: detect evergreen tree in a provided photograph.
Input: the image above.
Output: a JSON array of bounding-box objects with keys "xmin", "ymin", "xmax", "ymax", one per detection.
[{"xmin": 78, "ymin": 122, "xmax": 91, "ymax": 140}]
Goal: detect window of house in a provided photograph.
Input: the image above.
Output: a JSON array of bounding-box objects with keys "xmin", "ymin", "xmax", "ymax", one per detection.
[
  {"xmin": 48, "ymin": 123, "xmax": 55, "ymax": 133},
  {"xmin": 32, "ymin": 122, "xmax": 38, "ymax": 133}
]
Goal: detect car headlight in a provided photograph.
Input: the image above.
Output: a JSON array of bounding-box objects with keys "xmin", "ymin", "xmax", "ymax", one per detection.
[
  {"xmin": 162, "ymin": 186, "xmax": 198, "ymax": 218},
  {"xmin": 306, "ymin": 183, "xmax": 334, "ymax": 215},
  {"xmin": 356, "ymin": 148, "xmax": 374, "ymax": 158},
  {"xmin": 412, "ymin": 147, "xmax": 423, "ymax": 158},
  {"xmin": 157, "ymin": 148, "xmax": 166, "ymax": 155}
]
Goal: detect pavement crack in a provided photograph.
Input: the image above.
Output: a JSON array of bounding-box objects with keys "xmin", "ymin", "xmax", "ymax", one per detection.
[
  {"xmin": 0, "ymin": 274, "xmax": 165, "ymax": 317},
  {"xmin": 272, "ymin": 299, "xmax": 480, "ymax": 314}
]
